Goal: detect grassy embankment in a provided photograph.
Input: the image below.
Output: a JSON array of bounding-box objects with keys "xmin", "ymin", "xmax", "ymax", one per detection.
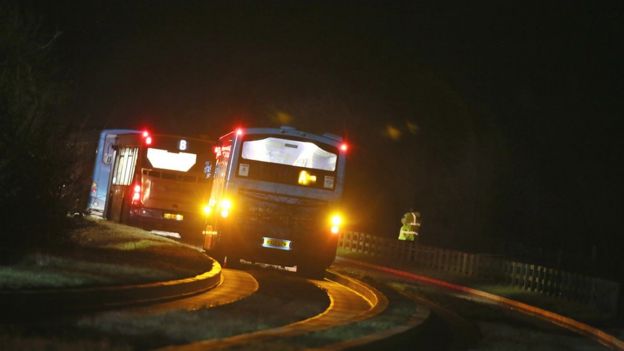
[{"xmin": 0, "ymin": 218, "xmax": 212, "ymax": 290}]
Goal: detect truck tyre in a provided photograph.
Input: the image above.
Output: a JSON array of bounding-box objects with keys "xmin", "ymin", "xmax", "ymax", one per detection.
[{"xmin": 298, "ymin": 259, "xmax": 326, "ymax": 279}]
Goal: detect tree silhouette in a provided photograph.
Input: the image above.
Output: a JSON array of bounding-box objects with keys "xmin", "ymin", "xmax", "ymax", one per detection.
[{"xmin": 0, "ymin": 2, "xmax": 79, "ymax": 258}]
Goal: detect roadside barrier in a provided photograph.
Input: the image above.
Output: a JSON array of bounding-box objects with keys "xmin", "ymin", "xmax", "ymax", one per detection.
[
  {"xmin": 338, "ymin": 257, "xmax": 624, "ymax": 351},
  {"xmin": 338, "ymin": 231, "xmax": 620, "ymax": 317}
]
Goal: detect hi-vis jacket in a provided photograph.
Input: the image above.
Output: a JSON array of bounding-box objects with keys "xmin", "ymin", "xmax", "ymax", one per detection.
[{"xmin": 398, "ymin": 211, "xmax": 421, "ymax": 241}]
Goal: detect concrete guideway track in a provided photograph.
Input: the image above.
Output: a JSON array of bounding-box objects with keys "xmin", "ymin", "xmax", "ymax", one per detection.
[
  {"xmin": 158, "ymin": 270, "xmax": 388, "ymax": 351},
  {"xmin": 0, "ymin": 259, "xmax": 223, "ymax": 318},
  {"xmin": 123, "ymin": 268, "xmax": 259, "ymax": 315},
  {"xmin": 337, "ymin": 257, "xmax": 624, "ymax": 351}
]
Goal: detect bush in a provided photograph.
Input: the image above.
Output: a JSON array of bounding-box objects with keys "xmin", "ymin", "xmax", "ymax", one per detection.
[{"xmin": 0, "ymin": 2, "xmax": 79, "ymax": 255}]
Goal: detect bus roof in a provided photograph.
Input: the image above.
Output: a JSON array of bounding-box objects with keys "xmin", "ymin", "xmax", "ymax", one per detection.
[
  {"xmin": 99, "ymin": 129, "xmax": 213, "ymax": 143},
  {"xmin": 222, "ymin": 127, "xmax": 344, "ymax": 147},
  {"xmin": 99, "ymin": 129, "xmax": 141, "ymax": 137}
]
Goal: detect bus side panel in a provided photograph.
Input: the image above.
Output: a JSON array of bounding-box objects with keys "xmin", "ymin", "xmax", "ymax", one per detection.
[{"xmin": 87, "ymin": 132, "xmax": 117, "ymax": 217}]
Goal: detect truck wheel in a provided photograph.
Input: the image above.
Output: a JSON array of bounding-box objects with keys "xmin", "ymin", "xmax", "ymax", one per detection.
[
  {"xmin": 298, "ymin": 260, "xmax": 326, "ymax": 279},
  {"xmin": 225, "ymin": 255, "xmax": 242, "ymax": 269}
]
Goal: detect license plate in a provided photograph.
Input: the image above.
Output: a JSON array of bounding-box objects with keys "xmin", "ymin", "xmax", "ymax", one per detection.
[
  {"xmin": 262, "ymin": 237, "xmax": 292, "ymax": 251},
  {"xmin": 163, "ymin": 213, "xmax": 184, "ymax": 221}
]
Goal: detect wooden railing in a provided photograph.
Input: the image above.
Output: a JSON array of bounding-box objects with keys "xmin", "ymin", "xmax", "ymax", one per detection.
[{"xmin": 338, "ymin": 231, "xmax": 620, "ymax": 316}]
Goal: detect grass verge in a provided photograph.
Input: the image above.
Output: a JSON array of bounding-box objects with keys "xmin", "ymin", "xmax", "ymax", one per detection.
[{"xmin": 0, "ymin": 217, "xmax": 212, "ymax": 290}]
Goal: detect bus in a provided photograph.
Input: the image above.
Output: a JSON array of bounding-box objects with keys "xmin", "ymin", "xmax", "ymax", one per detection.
[
  {"xmin": 202, "ymin": 126, "xmax": 348, "ymax": 276},
  {"xmin": 87, "ymin": 129, "xmax": 214, "ymax": 243}
]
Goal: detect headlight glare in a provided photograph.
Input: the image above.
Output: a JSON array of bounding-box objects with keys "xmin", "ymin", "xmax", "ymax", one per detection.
[
  {"xmin": 329, "ymin": 213, "xmax": 344, "ymax": 235},
  {"xmin": 202, "ymin": 204, "xmax": 212, "ymax": 215},
  {"xmin": 219, "ymin": 198, "xmax": 233, "ymax": 218}
]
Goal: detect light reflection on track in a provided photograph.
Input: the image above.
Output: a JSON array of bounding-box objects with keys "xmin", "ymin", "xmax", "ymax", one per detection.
[
  {"xmin": 158, "ymin": 271, "xmax": 387, "ymax": 351},
  {"xmin": 126, "ymin": 269, "xmax": 258, "ymax": 314}
]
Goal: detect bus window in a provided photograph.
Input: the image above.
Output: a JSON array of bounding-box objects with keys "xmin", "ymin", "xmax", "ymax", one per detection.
[
  {"xmin": 103, "ymin": 136, "xmax": 116, "ymax": 164},
  {"xmin": 237, "ymin": 136, "xmax": 338, "ymax": 190},
  {"xmin": 111, "ymin": 147, "xmax": 138, "ymax": 185},
  {"xmin": 241, "ymin": 137, "xmax": 337, "ymax": 171},
  {"xmin": 210, "ymin": 137, "xmax": 232, "ymax": 202},
  {"xmin": 146, "ymin": 148, "xmax": 197, "ymax": 172}
]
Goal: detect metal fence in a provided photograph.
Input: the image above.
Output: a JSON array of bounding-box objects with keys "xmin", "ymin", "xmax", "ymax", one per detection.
[{"xmin": 338, "ymin": 231, "xmax": 620, "ymax": 316}]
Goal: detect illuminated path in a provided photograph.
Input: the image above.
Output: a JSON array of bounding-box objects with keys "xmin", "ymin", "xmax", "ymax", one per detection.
[
  {"xmin": 157, "ymin": 271, "xmax": 388, "ymax": 351},
  {"xmin": 117, "ymin": 268, "xmax": 259, "ymax": 314}
]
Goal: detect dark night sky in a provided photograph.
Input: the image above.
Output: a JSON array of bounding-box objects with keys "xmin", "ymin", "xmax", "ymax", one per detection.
[{"xmin": 33, "ymin": 1, "xmax": 623, "ymax": 261}]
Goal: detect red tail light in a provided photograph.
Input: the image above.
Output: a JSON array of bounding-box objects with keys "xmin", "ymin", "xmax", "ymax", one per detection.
[
  {"xmin": 142, "ymin": 130, "xmax": 153, "ymax": 145},
  {"xmin": 131, "ymin": 184, "xmax": 141, "ymax": 204}
]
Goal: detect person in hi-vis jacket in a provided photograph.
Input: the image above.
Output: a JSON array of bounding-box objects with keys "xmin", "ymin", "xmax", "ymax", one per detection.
[{"xmin": 398, "ymin": 211, "xmax": 421, "ymax": 241}]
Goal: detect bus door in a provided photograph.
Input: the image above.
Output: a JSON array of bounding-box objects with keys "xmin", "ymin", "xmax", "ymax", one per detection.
[{"xmin": 107, "ymin": 146, "xmax": 139, "ymax": 222}]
